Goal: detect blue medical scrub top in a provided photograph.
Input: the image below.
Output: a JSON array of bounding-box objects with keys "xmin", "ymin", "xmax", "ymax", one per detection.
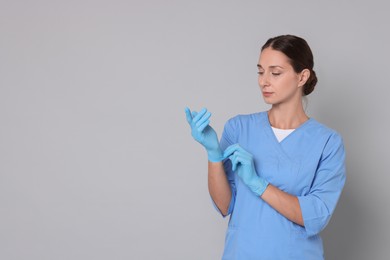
[{"xmin": 217, "ymin": 111, "xmax": 346, "ymax": 260}]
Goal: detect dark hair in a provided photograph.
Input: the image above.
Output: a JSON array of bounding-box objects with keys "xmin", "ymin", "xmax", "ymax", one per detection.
[{"xmin": 261, "ymin": 35, "xmax": 317, "ymax": 96}]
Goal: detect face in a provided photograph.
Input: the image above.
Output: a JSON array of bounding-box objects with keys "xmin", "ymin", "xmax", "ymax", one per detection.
[{"xmin": 257, "ymin": 47, "xmax": 307, "ymax": 106}]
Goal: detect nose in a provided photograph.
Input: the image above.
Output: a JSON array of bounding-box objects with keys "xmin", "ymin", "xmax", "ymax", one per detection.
[{"xmin": 258, "ymin": 73, "xmax": 269, "ymax": 88}]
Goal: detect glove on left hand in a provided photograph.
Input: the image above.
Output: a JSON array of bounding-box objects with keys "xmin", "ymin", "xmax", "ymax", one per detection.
[
  {"xmin": 223, "ymin": 144, "xmax": 269, "ymax": 197},
  {"xmin": 185, "ymin": 107, "xmax": 223, "ymax": 162}
]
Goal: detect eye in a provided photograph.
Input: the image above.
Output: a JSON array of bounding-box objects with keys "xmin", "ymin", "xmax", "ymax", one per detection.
[
  {"xmin": 257, "ymin": 71, "xmax": 264, "ymax": 75},
  {"xmin": 272, "ymin": 72, "xmax": 281, "ymax": 76}
]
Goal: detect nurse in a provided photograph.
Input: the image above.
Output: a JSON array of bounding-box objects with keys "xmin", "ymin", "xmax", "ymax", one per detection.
[{"xmin": 185, "ymin": 35, "xmax": 346, "ymax": 259}]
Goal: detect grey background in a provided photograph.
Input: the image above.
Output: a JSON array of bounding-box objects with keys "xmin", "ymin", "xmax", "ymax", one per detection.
[{"xmin": 1, "ymin": 0, "xmax": 389, "ymax": 259}]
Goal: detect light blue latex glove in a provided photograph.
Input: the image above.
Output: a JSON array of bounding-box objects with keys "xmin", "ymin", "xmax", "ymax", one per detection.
[
  {"xmin": 185, "ymin": 107, "xmax": 223, "ymax": 162},
  {"xmin": 223, "ymin": 144, "xmax": 269, "ymax": 197}
]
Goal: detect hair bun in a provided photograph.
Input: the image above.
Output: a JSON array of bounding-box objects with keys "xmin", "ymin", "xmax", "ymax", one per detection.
[{"xmin": 304, "ymin": 70, "xmax": 317, "ymax": 96}]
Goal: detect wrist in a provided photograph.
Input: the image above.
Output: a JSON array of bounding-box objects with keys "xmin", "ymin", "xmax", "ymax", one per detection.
[
  {"xmin": 251, "ymin": 177, "xmax": 269, "ymax": 197},
  {"xmin": 207, "ymin": 148, "xmax": 224, "ymax": 162}
]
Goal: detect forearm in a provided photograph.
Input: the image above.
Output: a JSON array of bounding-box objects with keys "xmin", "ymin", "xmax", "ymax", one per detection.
[
  {"xmin": 261, "ymin": 184, "xmax": 304, "ymax": 226},
  {"xmin": 208, "ymin": 161, "xmax": 232, "ymax": 216}
]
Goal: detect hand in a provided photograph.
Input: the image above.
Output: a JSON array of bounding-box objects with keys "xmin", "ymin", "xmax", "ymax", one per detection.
[
  {"xmin": 185, "ymin": 107, "xmax": 223, "ymax": 162},
  {"xmin": 223, "ymin": 144, "xmax": 269, "ymax": 197}
]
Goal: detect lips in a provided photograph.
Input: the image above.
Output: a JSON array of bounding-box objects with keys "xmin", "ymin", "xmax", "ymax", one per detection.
[{"xmin": 262, "ymin": 92, "xmax": 273, "ymax": 97}]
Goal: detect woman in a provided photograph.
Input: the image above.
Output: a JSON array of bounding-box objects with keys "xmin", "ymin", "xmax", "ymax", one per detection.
[{"xmin": 185, "ymin": 35, "xmax": 346, "ymax": 259}]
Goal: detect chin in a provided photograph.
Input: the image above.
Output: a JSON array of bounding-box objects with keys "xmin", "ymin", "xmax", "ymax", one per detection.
[{"xmin": 263, "ymin": 98, "xmax": 276, "ymax": 105}]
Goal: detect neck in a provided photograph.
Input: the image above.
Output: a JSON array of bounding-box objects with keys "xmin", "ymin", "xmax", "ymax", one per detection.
[{"xmin": 268, "ymin": 103, "xmax": 309, "ymax": 129}]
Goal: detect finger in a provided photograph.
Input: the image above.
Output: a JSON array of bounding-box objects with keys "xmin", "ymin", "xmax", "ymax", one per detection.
[
  {"xmin": 236, "ymin": 166, "xmax": 245, "ymax": 179},
  {"xmin": 224, "ymin": 144, "xmax": 253, "ymax": 160},
  {"xmin": 192, "ymin": 108, "xmax": 207, "ymax": 124},
  {"xmin": 223, "ymin": 144, "xmax": 241, "ymax": 159},
  {"xmin": 196, "ymin": 112, "xmax": 212, "ymax": 128},
  {"xmin": 237, "ymin": 155, "xmax": 248, "ymax": 166},
  {"xmin": 185, "ymin": 107, "xmax": 193, "ymax": 124},
  {"xmin": 229, "ymin": 154, "xmax": 239, "ymax": 172},
  {"xmin": 198, "ymin": 119, "xmax": 210, "ymax": 132},
  {"xmin": 229, "ymin": 154, "xmax": 242, "ymax": 171},
  {"xmin": 233, "ymin": 151, "xmax": 252, "ymax": 165},
  {"xmin": 232, "ymin": 154, "xmax": 247, "ymax": 169},
  {"xmin": 191, "ymin": 111, "xmax": 198, "ymax": 118}
]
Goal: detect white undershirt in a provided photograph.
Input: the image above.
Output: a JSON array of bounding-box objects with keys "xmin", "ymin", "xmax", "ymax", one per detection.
[{"xmin": 271, "ymin": 127, "xmax": 295, "ymax": 142}]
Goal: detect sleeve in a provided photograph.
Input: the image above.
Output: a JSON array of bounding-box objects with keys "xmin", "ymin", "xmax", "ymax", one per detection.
[
  {"xmin": 210, "ymin": 117, "xmax": 238, "ymax": 217},
  {"xmin": 298, "ymin": 132, "xmax": 346, "ymax": 237}
]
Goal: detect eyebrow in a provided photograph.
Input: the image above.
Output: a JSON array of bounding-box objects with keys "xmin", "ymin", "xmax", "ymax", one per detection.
[{"xmin": 257, "ymin": 64, "xmax": 284, "ymax": 69}]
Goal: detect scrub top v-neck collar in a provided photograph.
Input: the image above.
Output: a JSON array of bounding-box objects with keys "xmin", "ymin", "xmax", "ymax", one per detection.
[{"xmin": 258, "ymin": 111, "xmax": 313, "ymax": 162}]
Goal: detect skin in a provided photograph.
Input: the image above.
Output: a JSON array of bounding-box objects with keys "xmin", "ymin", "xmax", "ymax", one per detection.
[{"xmin": 208, "ymin": 47, "xmax": 310, "ymax": 225}]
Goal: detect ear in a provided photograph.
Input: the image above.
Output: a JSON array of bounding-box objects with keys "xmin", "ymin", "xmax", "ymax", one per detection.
[{"xmin": 298, "ymin": 69, "xmax": 310, "ymax": 88}]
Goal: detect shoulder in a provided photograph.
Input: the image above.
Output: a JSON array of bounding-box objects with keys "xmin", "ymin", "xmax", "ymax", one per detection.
[
  {"xmin": 225, "ymin": 111, "xmax": 266, "ymax": 127},
  {"xmin": 308, "ymin": 119, "xmax": 345, "ymax": 155},
  {"xmin": 309, "ymin": 119, "xmax": 343, "ymax": 141}
]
